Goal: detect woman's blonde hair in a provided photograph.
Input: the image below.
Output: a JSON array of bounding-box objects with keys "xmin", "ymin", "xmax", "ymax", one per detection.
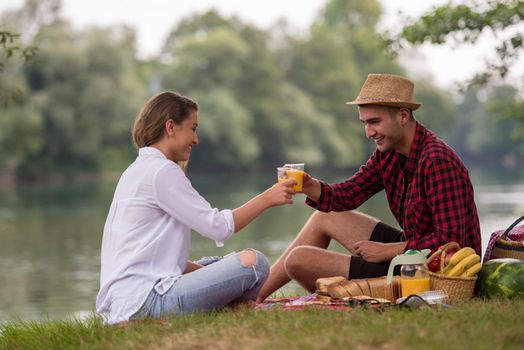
[{"xmin": 132, "ymin": 91, "xmax": 198, "ymax": 149}]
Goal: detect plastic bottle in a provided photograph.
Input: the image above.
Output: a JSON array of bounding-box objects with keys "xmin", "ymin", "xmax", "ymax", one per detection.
[{"xmin": 387, "ymin": 249, "xmax": 431, "ymax": 297}]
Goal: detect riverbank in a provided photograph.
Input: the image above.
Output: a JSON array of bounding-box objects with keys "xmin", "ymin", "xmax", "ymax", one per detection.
[{"xmin": 1, "ymin": 299, "xmax": 523, "ymax": 349}]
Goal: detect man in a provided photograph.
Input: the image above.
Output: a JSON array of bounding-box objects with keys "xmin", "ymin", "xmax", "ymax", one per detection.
[{"xmin": 257, "ymin": 74, "xmax": 481, "ymax": 301}]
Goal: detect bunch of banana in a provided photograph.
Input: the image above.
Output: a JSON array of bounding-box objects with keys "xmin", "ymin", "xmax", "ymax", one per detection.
[
  {"xmin": 442, "ymin": 247, "xmax": 482, "ymax": 277},
  {"xmin": 425, "ymin": 243, "xmax": 482, "ymax": 277}
]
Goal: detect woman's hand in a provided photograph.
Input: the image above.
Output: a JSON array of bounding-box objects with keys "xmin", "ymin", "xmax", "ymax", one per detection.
[
  {"xmin": 264, "ymin": 179, "xmax": 296, "ymax": 206},
  {"xmin": 232, "ymin": 179, "xmax": 296, "ymax": 232}
]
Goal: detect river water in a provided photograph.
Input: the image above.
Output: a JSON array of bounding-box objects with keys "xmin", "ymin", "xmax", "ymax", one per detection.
[{"xmin": 0, "ymin": 168, "xmax": 522, "ymax": 322}]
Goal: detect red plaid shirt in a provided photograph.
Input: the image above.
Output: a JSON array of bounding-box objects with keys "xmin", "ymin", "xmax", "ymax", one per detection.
[{"xmin": 306, "ymin": 122, "xmax": 481, "ymax": 255}]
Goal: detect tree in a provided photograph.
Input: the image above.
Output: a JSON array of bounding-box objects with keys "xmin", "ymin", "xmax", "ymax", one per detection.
[
  {"xmin": 1, "ymin": 18, "xmax": 147, "ymax": 180},
  {"xmin": 318, "ymin": 0, "xmax": 404, "ymax": 80},
  {"xmin": 0, "ymin": 0, "xmax": 468, "ymax": 181},
  {"xmin": 412, "ymin": 82, "xmax": 457, "ymax": 136},
  {"xmin": 161, "ymin": 10, "xmax": 350, "ymax": 169},
  {"xmin": 0, "ymin": 27, "xmax": 37, "ymax": 105},
  {"xmin": 284, "ymin": 0, "xmax": 429, "ymax": 162},
  {"xmin": 187, "ymin": 88, "xmax": 260, "ymax": 168},
  {"xmin": 0, "ymin": 0, "xmax": 63, "ymax": 105},
  {"xmin": 397, "ymin": 0, "xmax": 523, "ymax": 86},
  {"xmin": 0, "ymin": 28, "xmax": 36, "ymax": 72},
  {"xmin": 396, "ymin": 0, "xmax": 524, "ymax": 131},
  {"xmin": 282, "ymin": 25, "xmax": 365, "ymax": 164},
  {"xmin": 451, "ymin": 85, "xmax": 524, "ymax": 168}
]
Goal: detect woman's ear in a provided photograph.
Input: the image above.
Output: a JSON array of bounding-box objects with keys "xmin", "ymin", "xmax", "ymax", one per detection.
[{"xmin": 165, "ymin": 119, "xmax": 176, "ymax": 137}]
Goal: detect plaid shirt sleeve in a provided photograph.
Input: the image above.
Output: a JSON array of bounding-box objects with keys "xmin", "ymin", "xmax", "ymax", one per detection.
[
  {"xmin": 306, "ymin": 151, "xmax": 384, "ymax": 212},
  {"xmin": 404, "ymin": 156, "xmax": 477, "ymax": 252}
]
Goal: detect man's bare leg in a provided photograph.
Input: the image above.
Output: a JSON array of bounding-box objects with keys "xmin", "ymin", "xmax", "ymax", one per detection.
[
  {"xmin": 257, "ymin": 210, "xmax": 379, "ymax": 301},
  {"xmin": 285, "ymin": 246, "xmax": 351, "ymax": 292}
]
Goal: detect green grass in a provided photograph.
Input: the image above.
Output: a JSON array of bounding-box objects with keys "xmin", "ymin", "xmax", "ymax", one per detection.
[{"xmin": 1, "ymin": 299, "xmax": 523, "ymax": 350}]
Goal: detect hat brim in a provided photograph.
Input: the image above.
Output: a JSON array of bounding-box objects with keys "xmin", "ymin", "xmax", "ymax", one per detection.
[{"xmin": 346, "ymin": 100, "xmax": 421, "ymax": 111}]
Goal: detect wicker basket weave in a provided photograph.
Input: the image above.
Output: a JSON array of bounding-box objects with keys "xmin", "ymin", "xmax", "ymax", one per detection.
[
  {"xmin": 488, "ymin": 216, "xmax": 524, "ymax": 261},
  {"xmin": 427, "ymin": 270, "xmax": 476, "ymax": 302},
  {"xmin": 425, "ymin": 242, "xmax": 477, "ymax": 302}
]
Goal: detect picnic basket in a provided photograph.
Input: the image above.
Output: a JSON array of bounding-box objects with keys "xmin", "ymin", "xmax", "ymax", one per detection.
[
  {"xmin": 426, "ymin": 270, "xmax": 477, "ymax": 302},
  {"xmin": 486, "ymin": 216, "xmax": 524, "ymax": 261},
  {"xmin": 424, "ymin": 243, "xmax": 477, "ymax": 302}
]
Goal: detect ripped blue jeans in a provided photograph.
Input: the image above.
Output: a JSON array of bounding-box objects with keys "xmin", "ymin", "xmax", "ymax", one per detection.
[{"xmin": 131, "ymin": 249, "xmax": 269, "ymax": 319}]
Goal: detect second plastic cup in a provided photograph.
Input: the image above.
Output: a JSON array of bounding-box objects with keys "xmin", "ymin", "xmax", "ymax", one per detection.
[{"xmin": 277, "ymin": 163, "xmax": 304, "ymax": 191}]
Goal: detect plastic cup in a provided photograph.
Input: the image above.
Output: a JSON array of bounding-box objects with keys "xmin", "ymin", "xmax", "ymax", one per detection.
[
  {"xmin": 277, "ymin": 163, "xmax": 304, "ymax": 191},
  {"xmin": 396, "ymin": 290, "xmax": 449, "ymax": 305},
  {"xmin": 283, "ymin": 163, "xmax": 304, "ymax": 172}
]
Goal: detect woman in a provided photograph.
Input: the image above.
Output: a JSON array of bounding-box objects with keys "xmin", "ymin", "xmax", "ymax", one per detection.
[{"xmin": 96, "ymin": 91, "xmax": 295, "ymax": 325}]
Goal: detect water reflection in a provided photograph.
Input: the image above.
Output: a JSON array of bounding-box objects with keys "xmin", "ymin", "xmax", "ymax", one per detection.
[
  {"xmin": 0, "ymin": 181, "xmax": 108, "ymax": 322},
  {"xmin": 0, "ymin": 170, "xmax": 522, "ymax": 322}
]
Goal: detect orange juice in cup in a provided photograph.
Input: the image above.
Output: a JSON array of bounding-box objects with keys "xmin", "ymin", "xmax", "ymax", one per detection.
[{"xmin": 277, "ymin": 164, "xmax": 304, "ymax": 191}]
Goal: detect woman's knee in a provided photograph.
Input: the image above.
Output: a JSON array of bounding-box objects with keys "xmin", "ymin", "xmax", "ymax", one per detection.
[
  {"xmin": 238, "ymin": 249, "xmax": 257, "ymax": 267},
  {"xmin": 237, "ymin": 249, "xmax": 270, "ymax": 284},
  {"xmin": 238, "ymin": 249, "xmax": 269, "ymax": 272}
]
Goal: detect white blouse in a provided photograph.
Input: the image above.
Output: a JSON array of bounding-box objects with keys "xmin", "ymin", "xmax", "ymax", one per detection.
[{"xmin": 96, "ymin": 147, "xmax": 235, "ymax": 324}]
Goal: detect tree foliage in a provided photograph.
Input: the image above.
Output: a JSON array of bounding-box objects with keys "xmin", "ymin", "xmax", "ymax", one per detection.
[
  {"xmin": 0, "ymin": 27, "xmax": 37, "ymax": 105},
  {"xmin": 161, "ymin": 10, "xmax": 352, "ymax": 168},
  {"xmin": 0, "ymin": 1, "xmax": 146, "ymax": 180},
  {"xmin": 450, "ymin": 85, "xmax": 524, "ymax": 166},
  {"xmin": 397, "ymin": 0, "xmax": 524, "ymax": 133},
  {"xmin": 398, "ymin": 0, "xmax": 524, "ymax": 86},
  {"xmin": 0, "ymin": 28, "xmax": 36, "ymax": 68},
  {"xmin": 0, "ymin": 0, "xmax": 522, "ymax": 182}
]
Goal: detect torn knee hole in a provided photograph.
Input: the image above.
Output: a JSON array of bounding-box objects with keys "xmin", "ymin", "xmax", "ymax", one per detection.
[{"xmin": 238, "ymin": 249, "xmax": 257, "ymax": 267}]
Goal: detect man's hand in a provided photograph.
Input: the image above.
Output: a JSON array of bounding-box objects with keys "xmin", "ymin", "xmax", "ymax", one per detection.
[
  {"xmin": 352, "ymin": 241, "xmax": 406, "ymax": 263},
  {"xmin": 301, "ymin": 172, "xmax": 321, "ymax": 201}
]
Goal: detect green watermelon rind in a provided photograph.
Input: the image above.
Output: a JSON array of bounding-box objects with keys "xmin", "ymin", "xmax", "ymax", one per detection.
[{"xmin": 478, "ymin": 258, "xmax": 524, "ymax": 299}]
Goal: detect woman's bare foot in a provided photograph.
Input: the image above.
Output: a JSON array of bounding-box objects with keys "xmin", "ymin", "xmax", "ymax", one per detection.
[{"xmin": 227, "ymin": 300, "xmax": 256, "ymax": 311}]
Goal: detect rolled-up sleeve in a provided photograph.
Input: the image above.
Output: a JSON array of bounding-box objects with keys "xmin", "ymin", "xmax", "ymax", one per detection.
[
  {"xmin": 306, "ymin": 152, "xmax": 384, "ymax": 212},
  {"xmin": 153, "ymin": 163, "xmax": 235, "ymax": 246}
]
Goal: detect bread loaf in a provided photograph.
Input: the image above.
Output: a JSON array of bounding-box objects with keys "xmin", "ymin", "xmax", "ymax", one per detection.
[
  {"xmin": 315, "ymin": 276, "xmax": 347, "ymax": 295},
  {"xmin": 326, "ymin": 276, "xmax": 401, "ymax": 300}
]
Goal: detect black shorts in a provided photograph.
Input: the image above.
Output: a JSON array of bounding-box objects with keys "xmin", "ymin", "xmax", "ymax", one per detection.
[{"xmin": 348, "ymin": 222, "xmax": 404, "ymax": 279}]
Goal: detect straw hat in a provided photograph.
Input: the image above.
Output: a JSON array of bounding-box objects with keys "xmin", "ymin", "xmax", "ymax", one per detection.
[{"xmin": 346, "ymin": 74, "xmax": 422, "ymax": 110}]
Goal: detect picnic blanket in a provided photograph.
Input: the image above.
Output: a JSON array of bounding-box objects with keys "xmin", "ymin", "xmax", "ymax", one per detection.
[
  {"xmin": 255, "ymin": 291, "xmax": 449, "ymax": 312},
  {"xmin": 255, "ymin": 293, "xmax": 392, "ymax": 312}
]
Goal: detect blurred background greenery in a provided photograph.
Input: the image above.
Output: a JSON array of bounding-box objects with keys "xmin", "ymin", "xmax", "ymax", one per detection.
[{"xmin": 0, "ymin": 0, "xmax": 523, "ymax": 184}]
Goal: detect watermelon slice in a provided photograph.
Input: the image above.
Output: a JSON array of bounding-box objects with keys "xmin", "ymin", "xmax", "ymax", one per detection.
[{"xmin": 477, "ymin": 258, "xmax": 524, "ymax": 299}]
